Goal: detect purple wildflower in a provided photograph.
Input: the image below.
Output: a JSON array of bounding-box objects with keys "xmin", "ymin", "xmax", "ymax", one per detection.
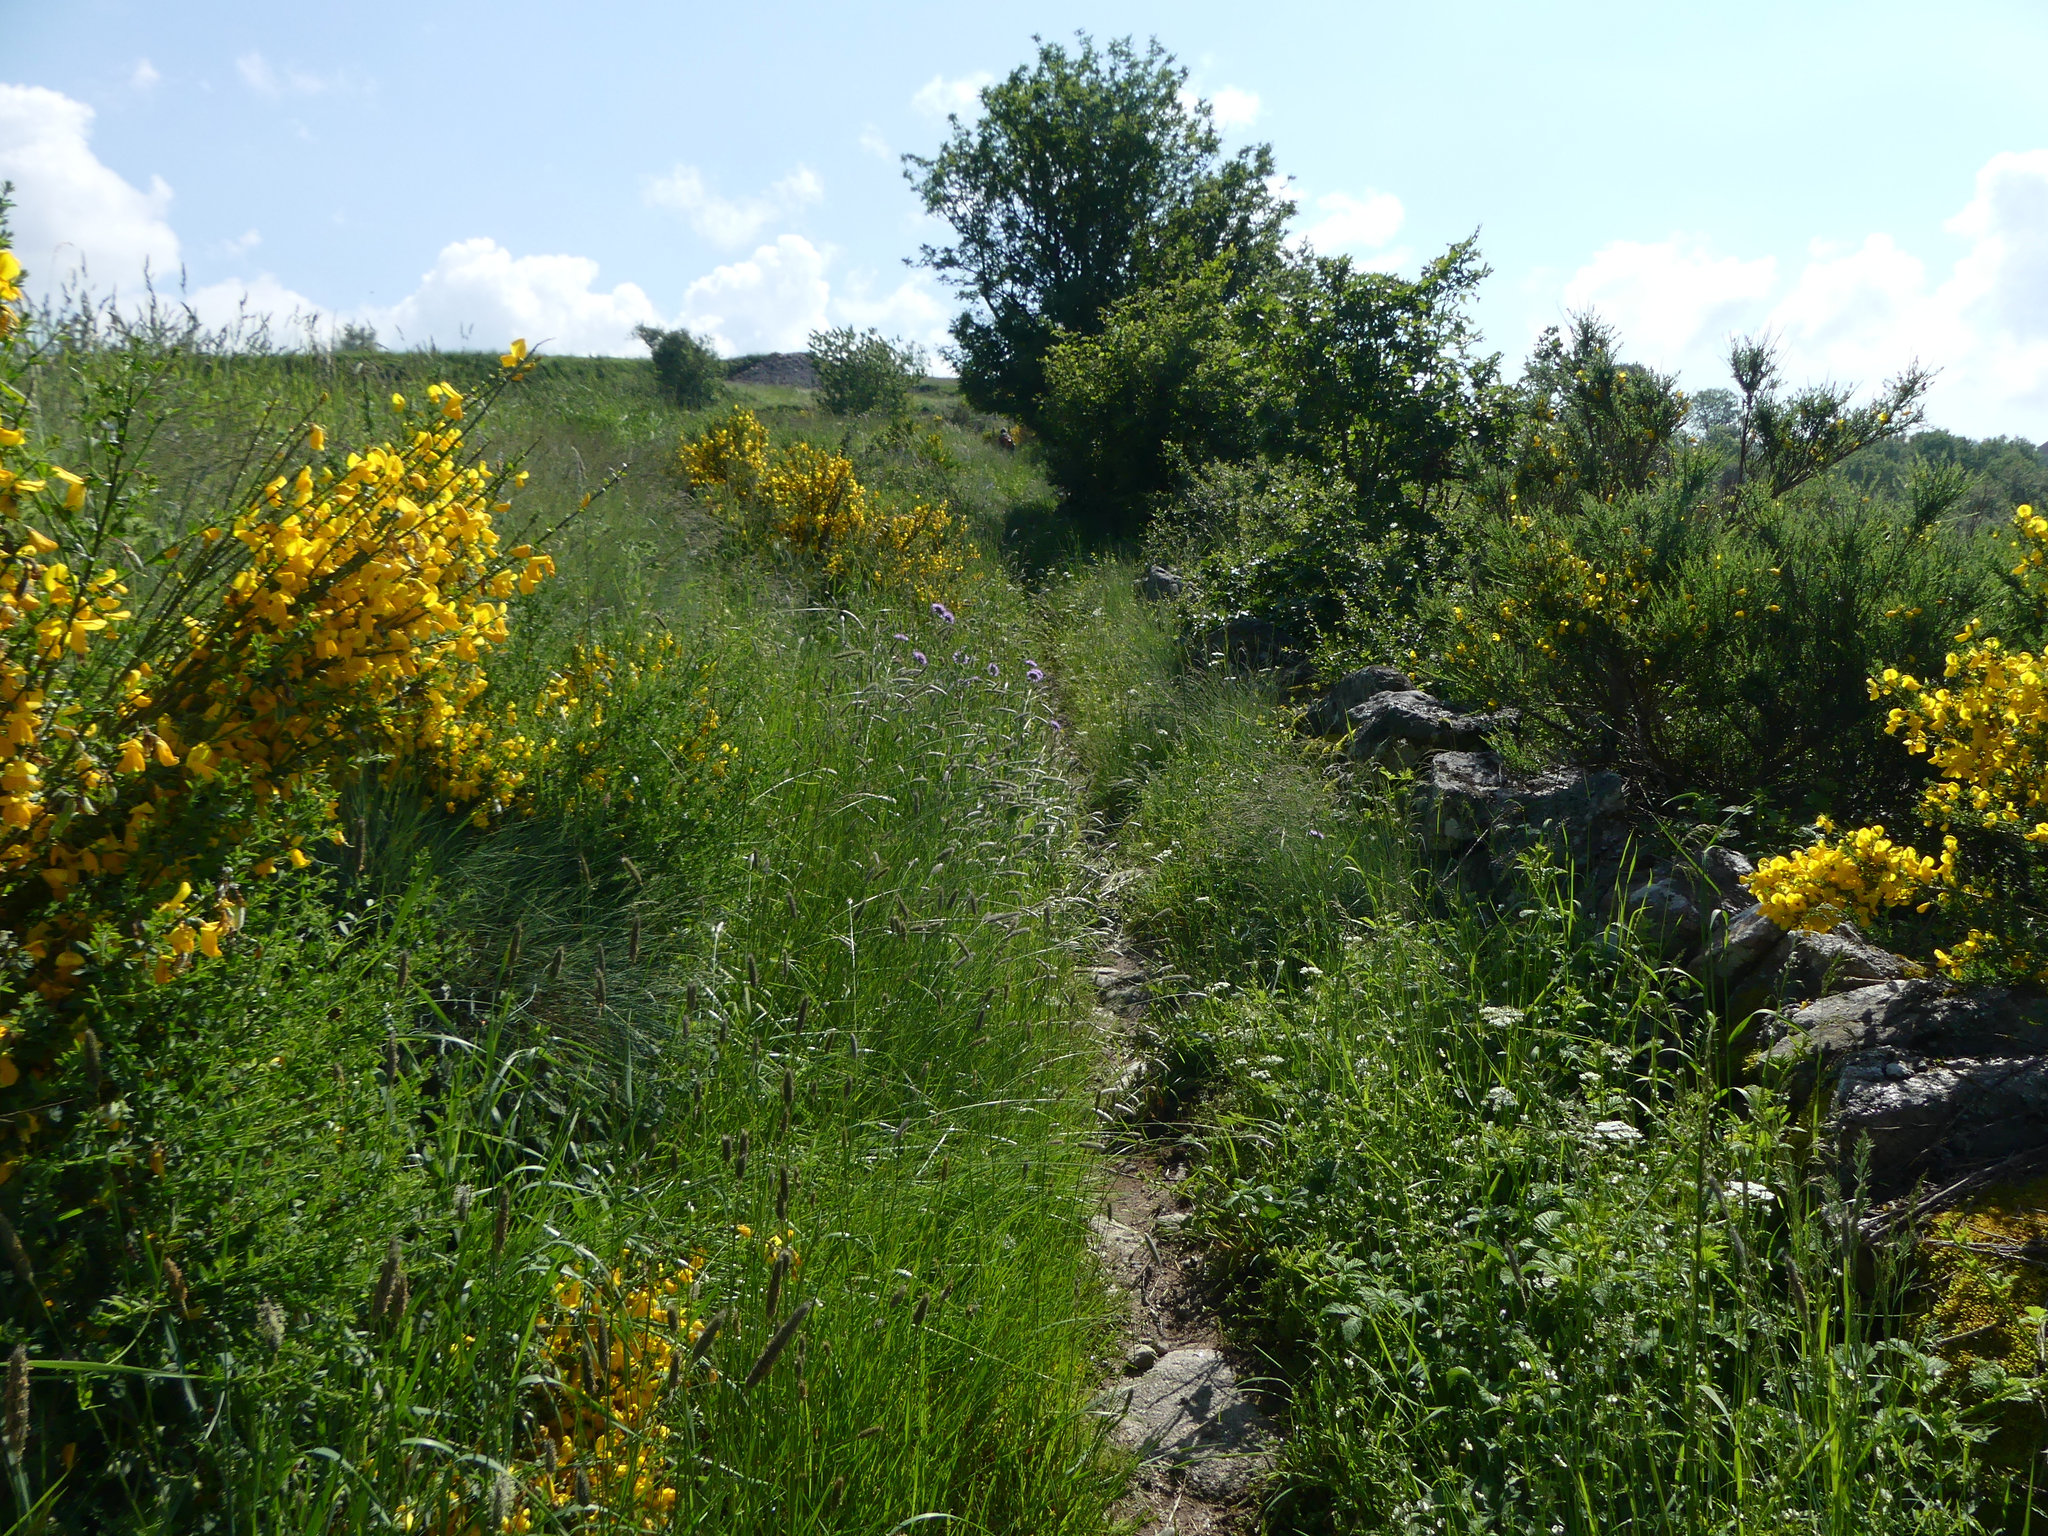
[
  {"xmin": 987, "ymin": 662, "xmax": 1000, "ymax": 678},
  {"xmin": 1050, "ymin": 719, "xmax": 1063, "ymax": 732},
  {"xmin": 912, "ymin": 650, "xmax": 928, "ymax": 667},
  {"xmin": 931, "ymin": 602, "xmax": 956, "ymax": 624},
  {"xmin": 1026, "ymin": 667, "xmax": 1045, "ymax": 684},
  {"xmin": 892, "ymin": 632, "xmax": 910, "ymax": 642},
  {"xmin": 1308, "ymin": 829, "xmax": 1326, "ymax": 839}
]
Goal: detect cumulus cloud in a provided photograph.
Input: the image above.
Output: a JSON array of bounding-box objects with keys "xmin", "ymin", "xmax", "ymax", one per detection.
[
  {"xmin": 1181, "ymin": 85, "xmax": 1260, "ymax": 130},
  {"xmin": 1558, "ymin": 237, "xmax": 1777, "ymax": 365},
  {"xmin": 1290, "ymin": 189, "xmax": 1405, "ymax": 261},
  {"xmin": 643, "ymin": 164, "xmax": 823, "ymax": 247},
  {"xmin": 1554, "ymin": 151, "xmax": 2048, "ymax": 436},
  {"xmin": 0, "ymin": 83, "xmax": 180, "ymax": 297},
  {"xmin": 678, "ymin": 235, "xmax": 832, "ymax": 353},
  {"xmin": 912, "ymin": 72, "xmax": 991, "ymax": 120},
  {"xmin": 131, "ymin": 59, "xmax": 160, "ymax": 90},
  {"xmin": 234, "ymin": 51, "xmax": 344, "ymax": 99},
  {"xmin": 365, "ymin": 238, "xmax": 662, "ymax": 354}
]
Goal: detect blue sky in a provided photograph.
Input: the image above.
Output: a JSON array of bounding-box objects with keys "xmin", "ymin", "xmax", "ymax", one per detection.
[{"xmin": 5, "ymin": 0, "xmax": 2047, "ymax": 436}]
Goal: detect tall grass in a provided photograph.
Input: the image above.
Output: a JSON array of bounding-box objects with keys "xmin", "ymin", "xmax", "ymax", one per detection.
[{"xmin": 5, "ymin": 323, "xmax": 1128, "ymax": 1532}]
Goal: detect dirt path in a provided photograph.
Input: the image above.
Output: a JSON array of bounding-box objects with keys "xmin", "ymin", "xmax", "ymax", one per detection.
[{"xmin": 1084, "ymin": 952, "xmax": 1278, "ymax": 1536}]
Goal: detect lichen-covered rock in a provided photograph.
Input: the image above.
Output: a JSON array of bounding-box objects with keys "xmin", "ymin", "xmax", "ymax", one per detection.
[
  {"xmin": 1299, "ymin": 665, "xmax": 1412, "ymax": 737},
  {"xmin": 1832, "ymin": 1051, "xmax": 2048, "ymax": 1196},
  {"xmin": 1345, "ymin": 691, "xmax": 1519, "ymax": 769},
  {"xmin": 1761, "ymin": 921, "xmax": 1911, "ymax": 1002},
  {"xmin": 1410, "ymin": 750, "xmax": 1628, "ymax": 871},
  {"xmin": 1768, "ymin": 980, "xmax": 2048, "ymax": 1097}
]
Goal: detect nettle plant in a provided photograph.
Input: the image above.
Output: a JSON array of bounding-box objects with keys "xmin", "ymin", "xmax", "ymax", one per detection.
[{"xmin": 0, "ymin": 214, "xmax": 576, "ymax": 1175}]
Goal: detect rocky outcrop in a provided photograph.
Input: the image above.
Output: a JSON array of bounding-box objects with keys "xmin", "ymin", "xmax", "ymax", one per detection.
[
  {"xmin": 1298, "ymin": 665, "xmax": 1412, "ymax": 736},
  {"xmin": 1411, "ymin": 750, "xmax": 1628, "ymax": 865},
  {"xmin": 1344, "ymin": 692, "xmax": 1520, "ymax": 769}
]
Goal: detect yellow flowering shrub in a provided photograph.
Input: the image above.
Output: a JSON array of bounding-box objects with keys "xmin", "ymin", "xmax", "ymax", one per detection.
[
  {"xmin": 1747, "ymin": 816, "xmax": 1954, "ymax": 931},
  {"xmin": 0, "ymin": 218, "xmax": 572, "ymax": 1153},
  {"xmin": 681, "ymin": 406, "xmax": 972, "ymax": 605},
  {"xmin": 1749, "ymin": 505, "xmax": 2048, "ymax": 977}
]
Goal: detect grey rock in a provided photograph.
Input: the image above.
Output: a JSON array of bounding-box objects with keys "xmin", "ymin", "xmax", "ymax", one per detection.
[
  {"xmin": 1137, "ymin": 565, "xmax": 1184, "ymax": 601},
  {"xmin": 1616, "ymin": 877, "xmax": 1704, "ymax": 958},
  {"xmin": 1832, "ymin": 1050, "xmax": 2048, "ymax": 1196},
  {"xmin": 1088, "ymin": 1216, "xmax": 1152, "ymax": 1291},
  {"xmin": 1299, "ymin": 665, "xmax": 1413, "ymax": 737},
  {"xmin": 1697, "ymin": 904, "xmax": 1786, "ymax": 988},
  {"xmin": 1154, "ymin": 1209, "xmax": 1191, "ymax": 1236},
  {"xmin": 1411, "ymin": 751, "xmax": 1627, "ymax": 858},
  {"xmin": 1696, "ymin": 847, "xmax": 1758, "ymax": 906},
  {"xmin": 1767, "ymin": 979, "xmax": 2048, "ymax": 1099},
  {"xmin": 1345, "ymin": 691, "xmax": 1520, "ymax": 770},
  {"xmin": 1126, "ymin": 1343, "xmax": 1161, "ymax": 1375},
  {"xmin": 1761, "ymin": 921, "xmax": 1910, "ymax": 1003},
  {"xmin": 1092, "ymin": 1347, "xmax": 1275, "ymax": 1501}
]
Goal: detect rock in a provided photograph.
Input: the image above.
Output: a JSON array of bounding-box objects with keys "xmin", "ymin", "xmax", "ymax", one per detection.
[
  {"xmin": 1126, "ymin": 1343, "xmax": 1162, "ymax": 1375},
  {"xmin": 1092, "ymin": 1347, "xmax": 1275, "ymax": 1501},
  {"xmin": 1299, "ymin": 665, "xmax": 1413, "ymax": 737},
  {"xmin": 1154, "ymin": 1209, "xmax": 1191, "ymax": 1236},
  {"xmin": 1760, "ymin": 921, "xmax": 1910, "ymax": 1003},
  {"xmin": 1696, "ymin": 904, "xmax": 1786, "ymax": 988},
  {"xmin": 1696, "ymin": 847, "xmax": 1758, "ymax": 907},
  {"xmin": 1411, "ymin": 751, "xmax": 1627, "ymax": 860},
  {"xmin": 1832, "ymin": 1051, "xmax": 2048, "ymax": 1197},
  {"xmin": 1616, "ymin": 877, "xmax": 1704, "ymax": 958},
  {"xmin": 729, "ymin": 352, "xmax": 819, "ymax": 387},
  {"xmin": 1136, "ymin": 566, "xmax": 1184, "ymax": 601},
  {"xmin": 1345, "ymin": 692, "xmax": 1519, "ymax": 770},
  {"xmin": 1088, "ymin": 1216, "xmax": 1153, "ymax": 1291},
  {"xmin": 1767, "ymin": 979, "xmax": 2048, "ymax": 1101}
]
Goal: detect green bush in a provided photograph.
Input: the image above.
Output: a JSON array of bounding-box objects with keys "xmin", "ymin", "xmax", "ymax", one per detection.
[
  {"xmin": 1431, "ymin": 469, "xmax": 2005, "ymax": 823},
  {"xmin": 635, "ymin": 322, "xmax": 722, "ymax": 408},
  {"xmin": 809, "ymin": 326, "xmax": 924, "ymax": 416}
]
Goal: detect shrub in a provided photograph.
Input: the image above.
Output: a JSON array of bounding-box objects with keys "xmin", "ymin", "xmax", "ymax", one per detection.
[
  {"xmin": 635, "ymin": 323, "xmax": 721, "ymax": 409},
  {"xmin": 680, "ymin": 406, "xmax": 972, "ymax": 605},
  {"xmin": 1432, "ymin": 471, "xmax": 1999, "ymax": 820},
  {"xmin": 808, "ymin": 326, "xmax": 925, "ymax": 416},
  {"xmin": 1750, "ymin": 504, "xmax": 2048, "ymax": 979}
]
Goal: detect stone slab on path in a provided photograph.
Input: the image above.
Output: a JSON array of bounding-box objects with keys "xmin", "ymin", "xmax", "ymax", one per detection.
[{"xmin": 1092, "ymin": 1346, "xmax": 1277, "ymax": 1503}]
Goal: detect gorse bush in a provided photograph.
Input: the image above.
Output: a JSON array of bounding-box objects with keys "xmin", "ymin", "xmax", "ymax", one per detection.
[
  {"xmin": 1752, "ymin": 503, "xmax": 2048, "ymax": 980},
  {"xmin": 1432, "ymin": 472, "xmax": 1995, "ymax": 818},
  {"xmin": 808, "ymin": 326, "xmax": 924, "ymax": 417},
  {"xmin": 680, "ymin": 406, "xmax": 974, "ymax": 605}
]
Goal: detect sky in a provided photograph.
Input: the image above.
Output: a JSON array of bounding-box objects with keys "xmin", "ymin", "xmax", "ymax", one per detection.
[{"xmin": 4, "ymin": 0, "xmax": 2047, "ymax": 438}]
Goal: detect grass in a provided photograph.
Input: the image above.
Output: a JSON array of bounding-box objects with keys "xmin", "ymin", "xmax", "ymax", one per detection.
[
  {"xmin": 8, "ymin": 331, "xmax": 1129, "ymax": 1532},
  {"xmin": 9, "ymin": 315, "xmax": 2038, "ymax": 1535}
]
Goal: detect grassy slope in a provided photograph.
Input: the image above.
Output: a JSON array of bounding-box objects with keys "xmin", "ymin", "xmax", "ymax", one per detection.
[{"xmin": 14, "ymin": 350, "xmax": 1125, "ymax": 1533}]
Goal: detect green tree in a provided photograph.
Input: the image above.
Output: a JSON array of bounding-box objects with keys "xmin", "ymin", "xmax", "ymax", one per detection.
[
  {"xmin": 808, "ymin": 326, "xmax": 926, "ymax": 416},
  {"xmin": 635, "ymin": 323, "xmax": 722, "ymax": 409},
  {"xmin": 905, "ymin": 33, "xmax": 1290, "ymax": 429}
]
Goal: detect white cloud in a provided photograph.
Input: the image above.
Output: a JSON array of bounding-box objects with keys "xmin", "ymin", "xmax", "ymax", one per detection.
[
  {"xmin": 912, "ymin": 72, "xmax": 991, "ymax": 120},
  {"xmin": 858, "ymin": 125, "xmax": 892, "ymax": 161},
  {"xmin": 679, "ymin": 235, "xmax": 832, "ymax": 353},
  {"xmin": 131, "ymin": 59, "xmax": 160, "ymax": 90},
  {"xmin": 1181, "ymin": 85, "xmax": 1262, "ymax": 130},
  {"xmin": 1558, "ymin": 237, "xmax": 1777, "ymax": 366},
  {"xmin": 0, "ymin": 83, "xmax": 180, "ymax": 297},
  {"xmin": 643, "ymin": 164, "xmax": 823, "ymax": 247},
  {"xmin": 186, "ymin": 271, "xmax": 325, "ymax": 336},
  {"xmin": 1552, "ymin": 150, "xmax": 2048, "ymax": 436},
  {"xmin": 1290, "ymin": 189, "xmax": 1405, "ymax": 257},
  {"xmin": 366, "ymin": 238, "xmax": 662, "ymax": 354},
  {"xmin": 235, "ymin": 51, "xmax": 345, "ymax": 99}
]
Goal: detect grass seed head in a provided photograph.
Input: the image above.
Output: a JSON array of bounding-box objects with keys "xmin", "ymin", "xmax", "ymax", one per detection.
[
  {"xmin": 81, "ymin": 1028, "xmax": 103, "ymax": 1099},
  {"xmin": 747, "ymin": 954, "xmax": 759, "ymax": 989},
  {"xmin": 776, "ymin": 1166, "xmax": 789, "ymax": 1224},
  {"xmin": 453, "ymin": 1184, "xmax": 474, "ymax": 1223},
  {"xmin": 256, "ymin": 1296, "xmax": 286, "ymax": 1351},
  {"xmin": 489, "ymin": 1468, "xmax": 515, "ymax": 1532},
  {"xmin": 163, "ymin": 1257, "xmax": 188, "ymax": 1316},
  {"xmin": 765, "ymin": 1248, "xmax": 790, "ymax": 1318},
  {"xmin": 371, "ymin": 1238, "xmax": 408, "ymax": 1329},
  {"xmin": 395, "ymin": 950, "xmax": 410, "ymax": 991},
  {"xmin": 548, "ymin": 946, "xmax": 564, "ymax": 981},
  {"xmin": 492, "ymin": 1185, "xmax": 511, "ymax": 1256},
  {"xmin": 629, "ymin": 915, "xmax": 642, "ymax": 964},
  {"xmin": 743, "ymin": 1297, "xmax": 814, "ymax": 1389},
  {"xmin": 3, "ymin": 1344, "xmax": 25, "ymax": 1462}
]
